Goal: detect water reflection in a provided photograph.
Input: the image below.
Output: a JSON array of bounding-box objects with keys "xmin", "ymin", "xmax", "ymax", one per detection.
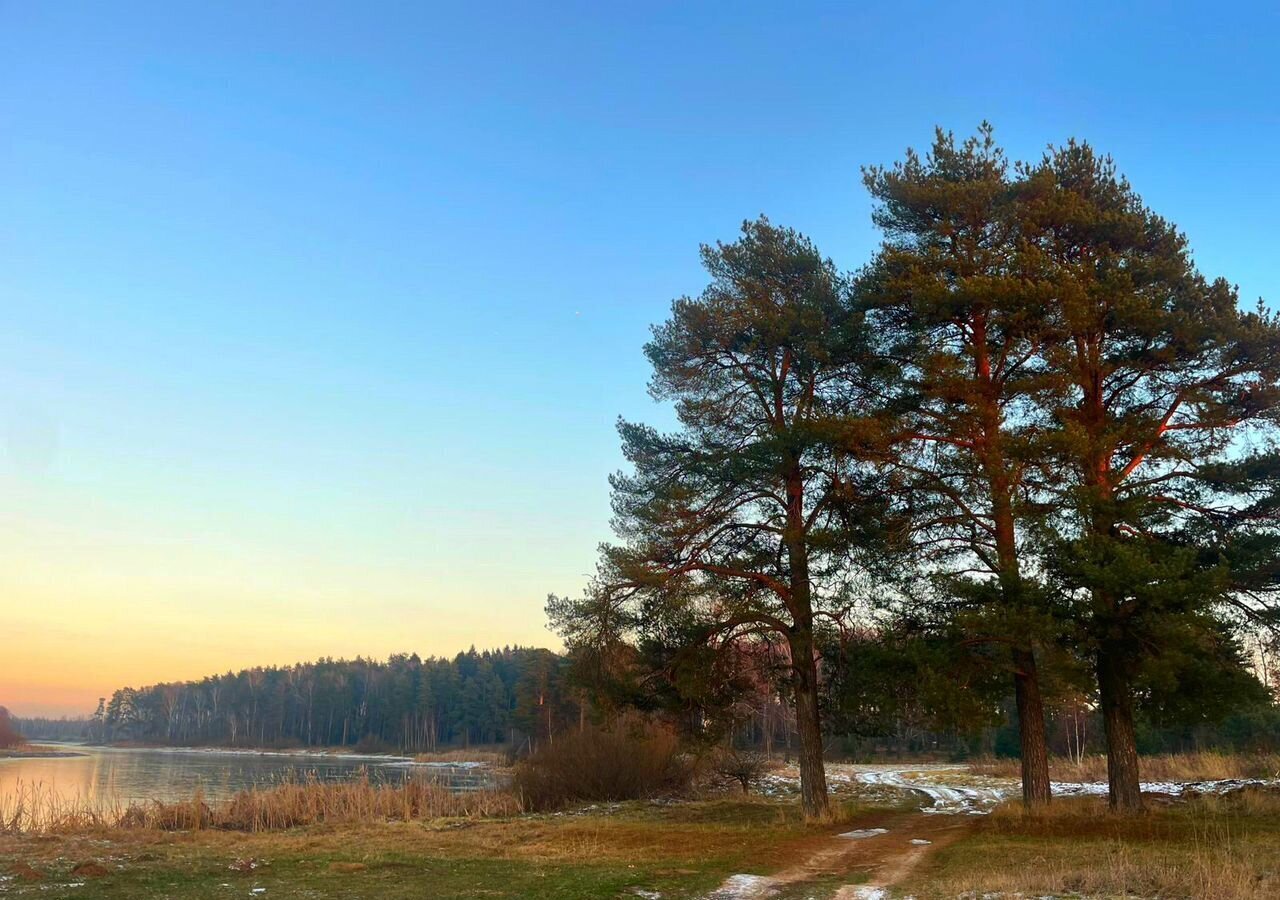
[{"xmin": 0, "ymin": 744, "xmax": 492, "ymax": 807}]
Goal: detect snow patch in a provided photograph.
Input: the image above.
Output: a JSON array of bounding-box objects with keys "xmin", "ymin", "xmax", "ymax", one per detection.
[
  {"xmin": 838, "ymin": 765, "xmax": 1280, "ymax": 815},
  {"xmin": 415, "ymin": 760, "xmax": 488, "ymax": 770},
  {"xmin": 839, "ymin": 827, "xmax": 889, "ymax": 839},
  {"xmin": 844, "ymin": 888, "xmax": 888, "ymax": 900},
  {"xmin": 703, "ymin": 873, "xmax": 778, "ymax": 898}
]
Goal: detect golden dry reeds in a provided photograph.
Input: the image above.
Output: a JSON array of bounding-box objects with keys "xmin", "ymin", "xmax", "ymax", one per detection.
[{"xmin": 0, "ymin": 775, "xmax": 521, "ymax": 835}]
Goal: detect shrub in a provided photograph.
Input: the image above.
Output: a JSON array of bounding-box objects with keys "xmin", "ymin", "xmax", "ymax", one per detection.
[
  {"xmin": 711, "ymin": 746, "xmax": 770, "ymax": 794},
  {"xmin": 513, "ymin": 716, "xmax": 692, "ymax": 810}
]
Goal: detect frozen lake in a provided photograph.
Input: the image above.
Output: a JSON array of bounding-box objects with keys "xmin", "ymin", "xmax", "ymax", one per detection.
[{"xmin": 0, "ymin": 743, "xmax": 494, "ymax": 808}]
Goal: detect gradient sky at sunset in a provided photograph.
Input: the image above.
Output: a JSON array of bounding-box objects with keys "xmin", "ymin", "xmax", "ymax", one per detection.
[{"xmin": 3, "ymin": 2, "xmax": 1278, "ymax": 715}]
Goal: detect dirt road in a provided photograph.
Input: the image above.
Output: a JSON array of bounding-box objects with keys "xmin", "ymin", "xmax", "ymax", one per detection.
[{"xmin": 704, "ymin": 808, "xmax": 972, "ymax": 899}]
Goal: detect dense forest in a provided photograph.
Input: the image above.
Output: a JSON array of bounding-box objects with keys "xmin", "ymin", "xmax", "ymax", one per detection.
[
  {"xmin": 15, "ymin": 639, "xmax": 1279, "ymax": 762},
  {"xmin": 28, "ymin": 648, "xmax": 582, "ymax": 752}
]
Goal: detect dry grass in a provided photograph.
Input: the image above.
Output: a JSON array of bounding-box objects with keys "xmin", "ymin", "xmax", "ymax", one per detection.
[
  {"xmin": 908, "ymin": 789, "xmax": 1280, "ymax": 900},
  {"xmin": 0, "ymin": 797, "xmax": 836, "ymax": 869},
  {"xmin": 969, "ymin": 750, "xmax": 1280, "ymax": 782},
  {"xmin": 0, "ymin": 776, "xmax": 521, "ymax": 835},
  {"xmin": 0, "ymin": 797, "xmax": 835, "ymax": 899}
]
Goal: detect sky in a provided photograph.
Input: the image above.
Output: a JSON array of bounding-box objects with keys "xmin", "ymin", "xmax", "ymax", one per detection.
[{"xmin": 2, "ymin": 2, "xmax": 1278, "ymax": 716}]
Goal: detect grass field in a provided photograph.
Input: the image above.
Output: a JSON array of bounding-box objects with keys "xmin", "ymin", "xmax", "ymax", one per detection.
[
  {"xmin": 0, "ymin": 798, "xmax": 892, "ymax": 899},
  {"xmin": 903, "ymin": 789, "xmax": 1280, "ymax": 900},
  {"xmin": 5, "ymin": 762, "xmax": 1280, "ymax": 898}
]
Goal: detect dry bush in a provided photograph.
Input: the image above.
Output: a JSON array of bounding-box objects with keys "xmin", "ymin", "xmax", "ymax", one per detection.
[
  {"xmin": 513, "ymin": 716, "xmax": 692, "ymax": 810},
  {"xmin": 969, "ymin": 751, "xmax": 1280, "ymax": 783},
  {"xmin": 1, "ymin": 776, "xmax": 520, "ymax": 835},
  {"xmin": 711, "ymin": 747, "xmax": 771, "ymax": 794}
]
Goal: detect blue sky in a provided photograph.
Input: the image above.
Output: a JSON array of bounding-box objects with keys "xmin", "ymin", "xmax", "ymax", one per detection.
[{"xmin": 2, "ymin": 1, "xmax": 1278, "ymax": 713}]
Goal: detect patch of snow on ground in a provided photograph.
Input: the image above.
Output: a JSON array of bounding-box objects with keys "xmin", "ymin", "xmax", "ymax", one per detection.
[
  {"xmin": 841, "ymin": 887, "xmax": 888, "ymax": 900},
  {"xmin": 839, "ymin": 827, "xmax": 889, "ymax": 839},
  {"xmin": 414, "ymin": 760, "xmax": 488, "ymax": 769},
  {"xmin": 854, "ymin": 767, "xmax": 1007, "ymax": 815},
  {"xmin": 766, "ymin": 763, "xmax": 1279, "ymax": 816},
  {"xmin": 703, "ymin": 873, "xmax": 778, "ymax": 898},
  {"xmin": 1052, "ymin": 777, "xmax": 1278, "ymax": 798}
]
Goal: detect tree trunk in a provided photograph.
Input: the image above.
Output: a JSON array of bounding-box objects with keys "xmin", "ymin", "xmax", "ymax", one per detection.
[
  {"xmin": 791, "ymin": 643, "xmax": 829, "ymax": 819},
  {"xmin": 991, "ymin": 488, "xmax": 1052, "ymax": 808},
  {"xmin": 1011, "ymin": 645, "xmax": 1052, "ymax": 805},
  {"xmin": 779, "ymin": 460, "xmax": 830, "ymax": 820},
  {"xmin": 1097, "ymin": 645, "xmax": 1142, "ymax": 811}
]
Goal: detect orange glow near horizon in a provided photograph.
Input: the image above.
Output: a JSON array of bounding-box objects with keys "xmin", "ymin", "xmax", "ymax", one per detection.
[
  {"xmin": 4, "ymin": 603, "xmax": 563, "ymax": 719},
  {"xmin": 0, "ymin": 419, "xmax": 589, "ymax": 719},
  {"xmin": 0, "ymin": 508, "xmax": 573, "ymax": 718}
]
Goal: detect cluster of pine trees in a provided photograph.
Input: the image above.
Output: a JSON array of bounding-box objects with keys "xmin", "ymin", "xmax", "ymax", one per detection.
[
  {"xmin": 35, "ymin": 125, "xmax": 1277, "ymax": 823},
  {"xmin": 550, "ymin": 125, "xmax": 1280, "ymax": 816},
  {"xmin": 81, "ymin": 648, "xmax": 580, "ymax": 752}
]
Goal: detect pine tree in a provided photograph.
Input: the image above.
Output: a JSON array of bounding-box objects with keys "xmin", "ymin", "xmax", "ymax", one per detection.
[
  {"xmin": 1024, "ymin": 141, "xmax": 1280, "ymax": 809},
  {"xmin": 551, "ymin": 218, "xmax": 899, "ymax": 818},
  {"xmin": 859, "ymin": 125, "xmax": 1057, "ymax": 804}
]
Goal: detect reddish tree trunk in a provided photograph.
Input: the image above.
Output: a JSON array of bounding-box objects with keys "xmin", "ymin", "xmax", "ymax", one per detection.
[
  {"xmin": 991, "ymin": 484, "xmax": 1052, "ymax": 807},
  {"xmin": 1011, "ymin": 645, "xmax": 1051, "ymax": 805},
  {"xmin": 1097, "ymin": 644, "xmax": 1143, "ymax": 811},
  {"xmin": 783, "ymin": 466, "xmax": 830, "ymax": 820},
  {"xmin": 790, "ymin": 633, "xmax": 830, "ymax": 819}
]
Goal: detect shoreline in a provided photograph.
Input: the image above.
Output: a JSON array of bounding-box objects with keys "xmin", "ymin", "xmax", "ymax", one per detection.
[
  {"xmin": 19, "ymin": 741, "xmax": 493, "ymax": 768},
  {"xmin": 0, "ymin": 744, "xmax": 89, "ymax": 760}
]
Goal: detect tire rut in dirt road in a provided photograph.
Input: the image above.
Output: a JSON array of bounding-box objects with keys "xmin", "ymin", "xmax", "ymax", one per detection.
[{"xmin": 702, "ymin": 810, "xmax": 972, "ymax": 899}]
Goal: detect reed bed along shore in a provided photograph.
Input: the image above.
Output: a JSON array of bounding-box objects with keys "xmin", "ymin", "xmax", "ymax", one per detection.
[
  {"xmin": 0, "ymin": 776, "xmax": 521, "ymax": 835},
  {"xmin": 967, "ymin": 750, "xmax": 1280, "ymax": 783}
]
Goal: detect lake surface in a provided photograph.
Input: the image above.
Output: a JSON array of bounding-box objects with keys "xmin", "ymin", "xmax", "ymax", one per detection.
[{"xmin": 0, "ymin": 744, "xmax": 494, "ymax": 808}]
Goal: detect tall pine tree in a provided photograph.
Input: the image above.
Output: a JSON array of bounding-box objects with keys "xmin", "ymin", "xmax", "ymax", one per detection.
[
  {"xmin": 552, "ymin": 218, "xmax": 898, "ymax": 818},
  {"xmin": 859, "ymin": 125, "xmax": 1057, "ymax": 805},
  {"xmin": 1024, "ymin": 141, "xmax": 1280, "ymax": 809}
]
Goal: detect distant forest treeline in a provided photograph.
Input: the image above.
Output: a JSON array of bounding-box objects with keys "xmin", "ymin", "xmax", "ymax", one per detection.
[
  {"xmin": 26, "ymin": 648, "xmax": 586, "ymax": 752},
  {"xmin": 14, "ymin": 641, "xmax": 1280, "ymax": 759}
]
